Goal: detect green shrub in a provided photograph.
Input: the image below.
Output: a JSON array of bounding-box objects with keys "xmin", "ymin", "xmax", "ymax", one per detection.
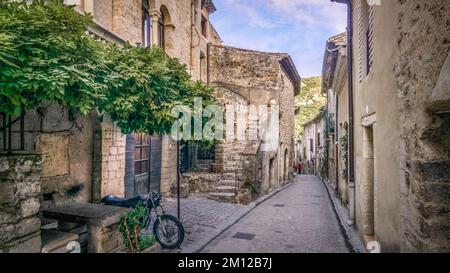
[
  {"xmin": 118, "ymin": 204, "xmax": 156, "ymax": 253},
  {"xmin": 0, "ymin": 0, "xmax": 214, "ymax": 137}
]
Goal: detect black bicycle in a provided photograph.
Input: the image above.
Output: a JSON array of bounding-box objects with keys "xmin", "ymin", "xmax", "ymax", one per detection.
[{"xmin": 101, "ymin": 191, "xmax": 185, "ymax": 249}]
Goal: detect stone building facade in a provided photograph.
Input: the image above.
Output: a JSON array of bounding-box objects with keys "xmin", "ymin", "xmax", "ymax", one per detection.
[
  {"xmin": 298, "ymin": 110, "xmax": 327, "ymax": 176},
  {"xmin": 69, "ymin": 0, "xmax": 224, "ymax": 200},
  {"xmin": 322, "ymin": 33, "xmax": 350, "ymax": 208},
  {"xmin": 208, "ymin": 45, "xmax": 300, "ymax": 199},
  {"xmin": 1, "ymin": 0, "xmax": 301, "ymax": 253},
  {"xmin": 0, "ymin": 0, "xmax": 221, "ymax": 252},
  {"xmin": 321, "ymin": 0, "xmax": 450, "ymax": 252}
]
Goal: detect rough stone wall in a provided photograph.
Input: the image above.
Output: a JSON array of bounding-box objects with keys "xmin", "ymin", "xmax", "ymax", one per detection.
[
  {"xmin": 209, "ymin": 45, "xmax": 286, "ymax": 91},
  {"xmin": 278, "ymin": 70, "xmax": 295, "ymax": 181},
  {"xmin": 394, "ymin": 0, "xmax": 450, "ymax": 252},
  {"xmin": 209, "ymin": 45, "xmax": 297, "ymax": 190},
  {"xmin": 160, "ymin": 135, "xmax": 177, "ymax": 197},
  {"xmin": 0, "ymin": 155, "xmax": 43, "ymax": 253},
  {"xmin": 111, "ymin": 0, "xmax": 142, "ymax": 44},
  {"xmin": 92, "ymin": 115, "xmax": 126, "ymax": 202},
  {"xmin": 0, "ymin": 105, "xmax": 96, "ymax": 206},
  {"xmin": 212, "ymin": 85, "xmax": 249, "ymax": 178}
]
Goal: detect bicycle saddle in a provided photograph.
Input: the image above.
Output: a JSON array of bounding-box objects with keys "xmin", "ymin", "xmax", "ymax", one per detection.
[{"xmin": 101, "ymin": 195, "xmax": 148, "ymax": 208}]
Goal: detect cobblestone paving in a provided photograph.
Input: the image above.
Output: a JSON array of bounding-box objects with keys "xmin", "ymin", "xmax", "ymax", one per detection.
[
  {"xmin": 162, "ymin": 195, "xmax": 250, "ymax": 253},
  {"xmin": 202, "ymin": 175, "xmax": 350, "ymax": 253}
]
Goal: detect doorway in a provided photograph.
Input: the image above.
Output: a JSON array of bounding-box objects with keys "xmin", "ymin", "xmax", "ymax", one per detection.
[
  {"xmin": 269, "ymin": 158, "xmax": 277, "ymax": 189},
  {"xmin": 362, "ymin": 126, "xmax": 375, "ymax": 239},
  {"xmin": 284, "ymin": 149, "xmax": 289, "ymax": 181},
  {"xmin": 125, "ymin": 134, "xmax": 162, "ymax": 197}
]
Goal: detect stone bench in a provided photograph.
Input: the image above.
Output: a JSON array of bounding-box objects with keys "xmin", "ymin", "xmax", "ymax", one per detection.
[{"xmin": 42, "ymin": 203, "xmax": 130, "ymax": 253}]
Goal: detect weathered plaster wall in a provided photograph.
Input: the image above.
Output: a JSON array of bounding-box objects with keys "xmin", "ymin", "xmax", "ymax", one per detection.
[
  {"xmin": 394, "ymin": 0, "xmax": 450, "ymax": 252},
  {"xmin": 0, "ymin": 155, "xmax": 42, "ymax": 253},
  {"xmin": 4, "ymin": 106, "xmax": 97, "ymax": 205},
  {"xmin": 94, "ymin": 0, "xmax": 113, "ymax": 30},
  {"xmin": 336, "ymin": 80, "xmax": 349, "ymax": 204},
  {"xmin": 352, "ymin": 0, "xmax": 401, "ymax": 252}
]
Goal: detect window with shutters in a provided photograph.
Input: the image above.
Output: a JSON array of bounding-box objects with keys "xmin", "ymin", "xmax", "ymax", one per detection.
[
  {"xmin": 134, "ymin": 133, "xmax": 149, "ymax": 175},
  {"xmin": 357, "ymin": 0, "xmax": 374, "ymax": 80}
]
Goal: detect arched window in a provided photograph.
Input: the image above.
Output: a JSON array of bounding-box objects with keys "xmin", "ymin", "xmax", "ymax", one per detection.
[
  {"xmin": 158, "ymin": 12, "xmax": 165, "ymax": 50},
  {"xmin": 142, "ymin": 0, "xmax": 152, "ymax": 47}
]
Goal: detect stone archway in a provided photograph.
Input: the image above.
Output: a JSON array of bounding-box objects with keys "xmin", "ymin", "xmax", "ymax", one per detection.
[
  {"xmin": 284, "ymin": 148, "xmax": 289, "ymax": 181},
  {"xmin": 269, "ymin": 156, "xmax": 278, "ymax": 190},
  {"xmin": 158, "ymin": 5, "xmax": 175, "ymax": 53}
]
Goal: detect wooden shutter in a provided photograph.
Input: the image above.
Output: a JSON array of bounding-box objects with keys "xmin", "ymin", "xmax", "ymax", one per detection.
[
  {"xmin": 367, "ymin": 6, "xmax": 374, "ymax": 74},
  {"xmin": 357, "ymin": 0, "xmax": 375, "ymax": 80},
  {"xmin": 357, "ymin": 0, "xmax": 364, "ymax": 82}
]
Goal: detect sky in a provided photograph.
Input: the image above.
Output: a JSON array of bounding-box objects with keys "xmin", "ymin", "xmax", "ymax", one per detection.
[{"xmin": 209, "ymin": 0, "xmax": 347, "ymax": 78}]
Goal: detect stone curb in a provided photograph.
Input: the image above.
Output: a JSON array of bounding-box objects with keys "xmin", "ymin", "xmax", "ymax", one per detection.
[
  {"xmin": 320, "ymin": 177, "xmax": 367, "ymax": 253},
  {"xmin": 185, "ymin": 181, "xmax": 295, "ymax": 253}
]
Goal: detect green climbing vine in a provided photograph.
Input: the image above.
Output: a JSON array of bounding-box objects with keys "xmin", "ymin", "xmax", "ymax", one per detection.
[
  {"xmin": 339, "ymin": 122, "xmax": 349, "ymax": 179},
  {"xmin": 0, "ymin": 0, "xmax": 214, "ymax": 136}
]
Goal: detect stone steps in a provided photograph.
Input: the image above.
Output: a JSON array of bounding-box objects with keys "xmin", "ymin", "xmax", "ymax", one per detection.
[
  {"xmin": 207, "ymin": 192, "xmax": 236, "ymax": 203},
  {"xmin": 214, "ymin": 185, "xmax": 238, "ymax": 193},
  {"xmin": 222, "ymin": 173, "xmax": 237, "ymax": 180},
  {"xmin": 220, "ymin": 180, "xmax": 239, "ymax": 186}
]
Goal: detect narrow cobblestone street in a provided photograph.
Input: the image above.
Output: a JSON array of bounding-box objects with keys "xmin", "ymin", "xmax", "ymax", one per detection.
[
  {"xmin": 201, "ymin": 175, "xmax": 349, "ymax": 253},
  {"xmin": 163, "ymin": 195, "xmax": 251, "ymax": 253}
]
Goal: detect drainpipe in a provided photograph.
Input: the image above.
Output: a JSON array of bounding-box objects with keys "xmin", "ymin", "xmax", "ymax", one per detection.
[
  {"xmin": 331, "ymin": 0, "xmax": 355, "ymax": 225},
  {"xmin": 335, "ymin": 95, "xmax": 340, "ymax": 197},
  {"xmin": 190, "ymin": 0, "xmax": 194, "ymax": 76},
  {"xmin": 207, "ymin": 42, "xmax": 210, "ymax": 84}
]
